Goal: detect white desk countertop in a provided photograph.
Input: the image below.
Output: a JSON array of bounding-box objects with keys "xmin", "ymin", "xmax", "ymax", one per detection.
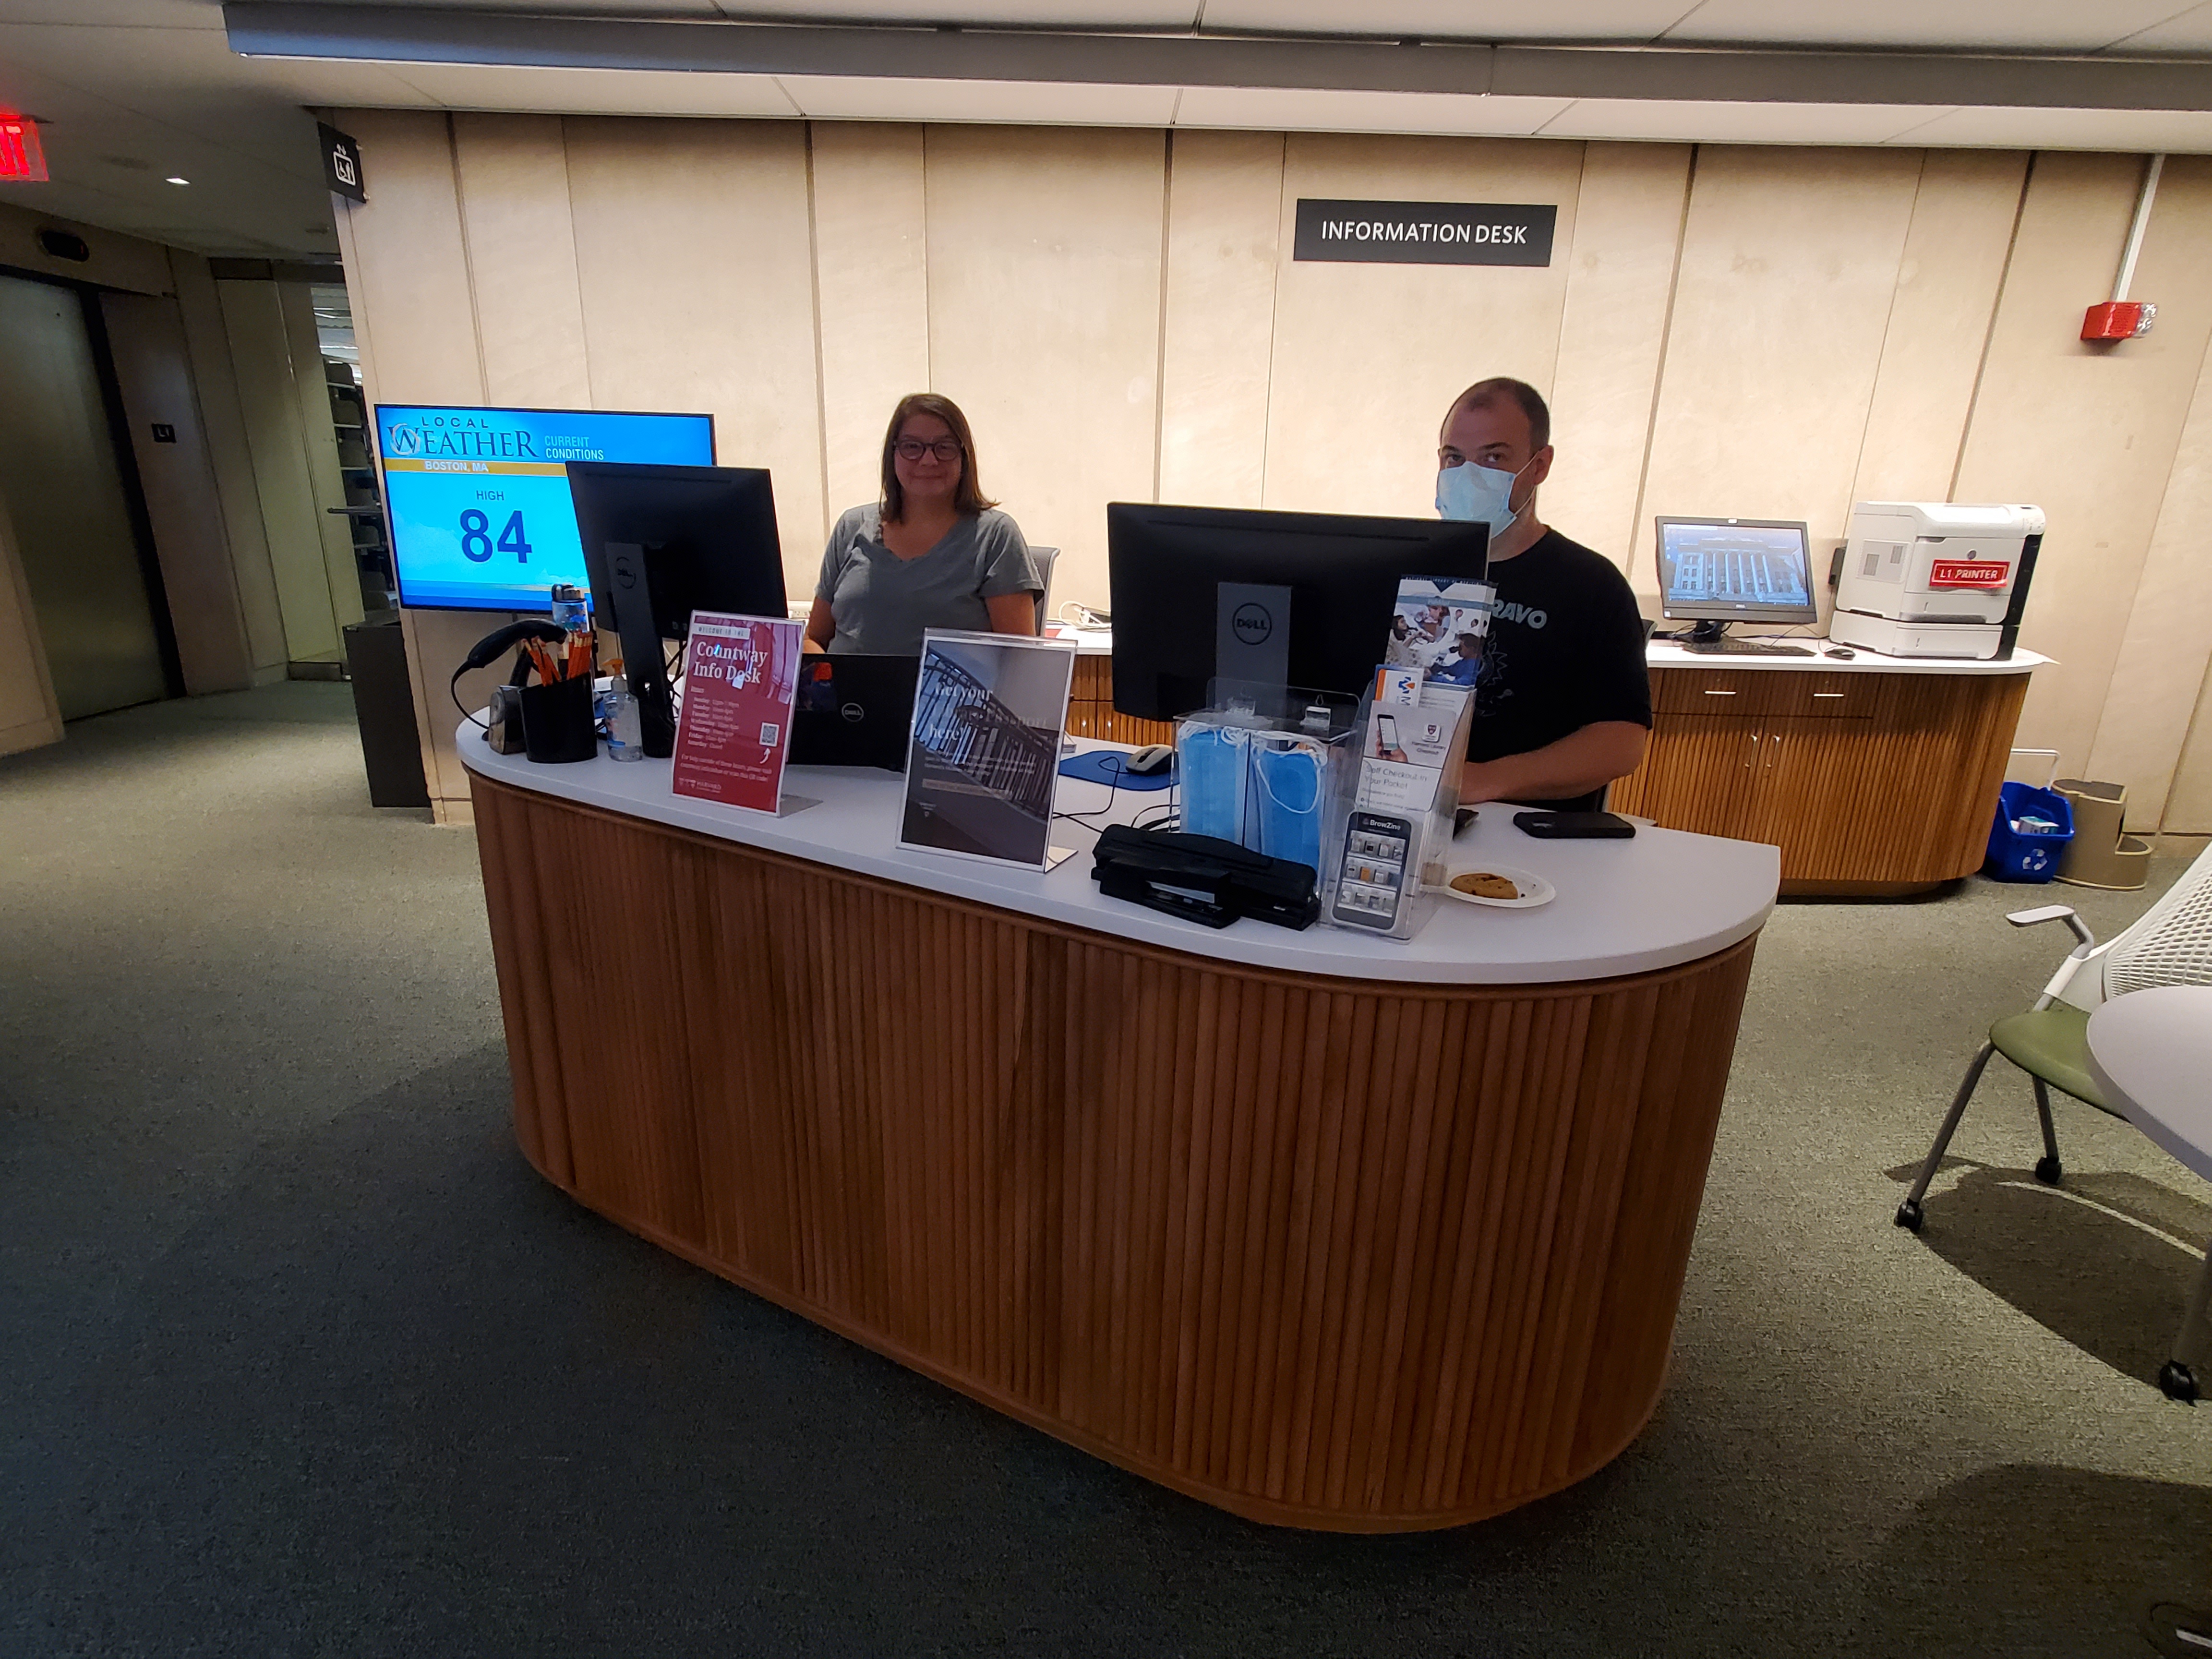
[{"xmin": 460, "ymin": 724, "xmax": 1779, "ymax": 987}]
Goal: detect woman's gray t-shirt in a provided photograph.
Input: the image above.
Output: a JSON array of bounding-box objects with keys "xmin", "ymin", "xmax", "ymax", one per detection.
[{"xmin": 814, "ymin": 505, "xmax": 1040, "ymax": 655}]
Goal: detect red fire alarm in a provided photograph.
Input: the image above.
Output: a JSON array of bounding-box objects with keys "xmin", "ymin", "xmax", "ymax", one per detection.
[
  {"xmin": 2084, "ymin": 300, "xmax": 2156, "ymax": 340},
  {"xmin": 0, "ymin": 115, "xmax": 47, "ymax": 182}
]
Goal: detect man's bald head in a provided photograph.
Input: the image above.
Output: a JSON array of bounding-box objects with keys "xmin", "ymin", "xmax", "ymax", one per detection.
[{"xmin": 1441, "ymin": 377, "xmax": 1550, "ymax": 453}]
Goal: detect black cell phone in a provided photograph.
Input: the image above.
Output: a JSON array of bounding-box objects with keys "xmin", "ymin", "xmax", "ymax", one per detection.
[{"xmin": 1514, "ymin": 810, "xmax": 1635, "ymax": 839}]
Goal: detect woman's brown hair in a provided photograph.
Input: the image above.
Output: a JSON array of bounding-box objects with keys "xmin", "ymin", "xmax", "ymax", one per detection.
[{"xmin": 879, "ymin": 392, "xmax": 997, "ymax": 523}]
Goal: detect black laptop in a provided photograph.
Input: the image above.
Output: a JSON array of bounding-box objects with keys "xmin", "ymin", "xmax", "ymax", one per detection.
[{"xmin": 789, "ymin": 653, "xmax": 920, "ymax": 771}]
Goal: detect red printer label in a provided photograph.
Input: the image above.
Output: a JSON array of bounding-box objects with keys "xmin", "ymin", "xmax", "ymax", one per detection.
[{"xmin": 1929, "ymin": 560, "xmax": 2008, "ymax": 588}]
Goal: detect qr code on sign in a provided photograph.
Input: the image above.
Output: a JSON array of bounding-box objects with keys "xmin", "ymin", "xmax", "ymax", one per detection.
[{"xmin": 759, "ymin": 722, "xmax": 781, "ymax": 745}]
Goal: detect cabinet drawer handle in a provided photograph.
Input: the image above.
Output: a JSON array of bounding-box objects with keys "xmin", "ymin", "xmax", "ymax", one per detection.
[
  {"xmin": 1812, "ymin": 692, "xmax": 1846, "ymax": 699},
  {"xmin": 1702, "ymin": 688, "xmax": 1737, "ymax": 697}
]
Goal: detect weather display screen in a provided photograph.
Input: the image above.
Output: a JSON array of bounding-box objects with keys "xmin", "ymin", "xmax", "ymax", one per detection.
[
  {"xmin": 376, "ymin": 405, "xmax": 714, "ymax": 612},
  {"xmin": 1658, "ymin": 520, "xmax": 1814, "ymax": 613}
]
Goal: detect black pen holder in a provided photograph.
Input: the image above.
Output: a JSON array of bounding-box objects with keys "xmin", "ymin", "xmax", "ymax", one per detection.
[{"xmin": 519, "ymin": 674, "xmax": 597, "ymax": 764}]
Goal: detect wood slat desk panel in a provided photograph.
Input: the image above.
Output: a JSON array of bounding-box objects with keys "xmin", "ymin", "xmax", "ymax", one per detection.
[{"xmin": 472, "ymin": 775, "xmax": 1759, "ymax": 1533}]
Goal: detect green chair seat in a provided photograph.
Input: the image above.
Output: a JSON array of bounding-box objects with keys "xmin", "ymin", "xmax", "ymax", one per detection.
[{"xmin": 1989, "ymin": 1005, "xmax": 2113, "ymax": 1114}]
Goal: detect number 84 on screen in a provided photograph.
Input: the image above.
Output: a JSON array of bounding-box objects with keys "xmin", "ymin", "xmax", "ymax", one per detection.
[{"xmin": 459, "ymin": 508, "xmax": 532, "ymax": 564}]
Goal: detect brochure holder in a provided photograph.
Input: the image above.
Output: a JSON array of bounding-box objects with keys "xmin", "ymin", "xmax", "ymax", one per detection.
[{"xmin": 1318, "ymin": 669, "xmax": 1473, "ymax": 940}]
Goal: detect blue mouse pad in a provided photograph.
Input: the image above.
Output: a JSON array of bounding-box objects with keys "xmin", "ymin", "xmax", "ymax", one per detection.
[{"xmin": 1058, "ymin": 749, "xmax": 1177, "ymax": 792}]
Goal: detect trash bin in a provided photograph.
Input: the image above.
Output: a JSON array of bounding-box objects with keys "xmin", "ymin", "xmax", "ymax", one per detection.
[
  {"xmin": 1984, "ymin": 780, "xmax": 2074, "ymax": 882},
  {"xmin": 2053, "ymin": 778, "xmax": 2152, "ymax": 891}
]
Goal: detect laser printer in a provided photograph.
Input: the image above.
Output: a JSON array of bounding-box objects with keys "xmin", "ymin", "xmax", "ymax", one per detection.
[{"xmin": 1827, "ymin": 501, "xmax": 2043, "ymax": 661}]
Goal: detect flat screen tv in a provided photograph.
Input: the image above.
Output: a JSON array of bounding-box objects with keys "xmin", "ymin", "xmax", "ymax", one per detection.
[{"xmin": 375, "ymin": 404, "xmax": 716, "ymax": 612}]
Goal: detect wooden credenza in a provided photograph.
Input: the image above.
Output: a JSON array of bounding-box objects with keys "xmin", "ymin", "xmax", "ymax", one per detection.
[
  {"xmin": 1611, "ymin": 660, "xmax": 2034, "ymax": 896},
  {"xmin": 1063, "ymin": 648, "xmax": 2038, "ymax": 898}
]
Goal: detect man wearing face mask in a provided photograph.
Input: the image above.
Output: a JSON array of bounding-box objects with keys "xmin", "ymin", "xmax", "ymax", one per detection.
[{"xmin": 1436, "ymin": 377, "xmax": 1651, "ymax": 812}]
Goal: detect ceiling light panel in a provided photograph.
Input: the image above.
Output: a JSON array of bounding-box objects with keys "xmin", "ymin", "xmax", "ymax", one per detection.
[
  {"xmin": 1661, "ymin": 0, "xmax": 2196, "ymax": 53},
  {"xmin": 779, "ymin": 73, "xmax": 1179, "ymax": 123},
  {"xmin": 384, "ymin": 61, "xmax": 804, "ymax": 118},
  {"xmin": 1194, "ymin": 0, "xmax": 1697, "ymax": 42},
  {"xmin": 1176, "ymin": 85, "xmax": 1573, "ymax": 134},
  {"xmin": 1537, "ymin": 97, "xmax": 1951, "ymax": 144}
]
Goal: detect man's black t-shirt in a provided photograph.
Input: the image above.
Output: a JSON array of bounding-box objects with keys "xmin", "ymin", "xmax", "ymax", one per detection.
[{"xmin": 1467, "ymin": 528, "xmax": 1652, "ymax": 812}]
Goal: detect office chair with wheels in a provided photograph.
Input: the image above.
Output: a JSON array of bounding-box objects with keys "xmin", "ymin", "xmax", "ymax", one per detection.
[{"xmin": 1893, "ymin": 839, "xmax": 2212, "ymax": 1398}]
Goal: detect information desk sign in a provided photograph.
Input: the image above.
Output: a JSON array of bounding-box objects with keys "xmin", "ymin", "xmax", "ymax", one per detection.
[{"xmin": 671, "ymin": 613, "xmax": 803, "ymax": 816}]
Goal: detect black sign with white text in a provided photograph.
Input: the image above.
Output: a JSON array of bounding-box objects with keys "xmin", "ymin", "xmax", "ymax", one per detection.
[
  {"xmin": 319, "ymin": 121, "xmax": 365, "ymax": 203},
  {"xmin": 1294, "ymin": 198, "xmax": 1556, "ymax": 267}
]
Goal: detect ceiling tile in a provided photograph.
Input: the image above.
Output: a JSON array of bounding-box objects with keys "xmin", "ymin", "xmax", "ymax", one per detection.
[
  {"xmin": 715, "ymin": 1, "xmax": 1198, "ymax": 21},
  {"xmin": 1176, "ymin": 85, "xmax": 1573, "ymax": 134},
  {"xmin": 1661, "ymin": 0, "xmax": 2193, "ymax": 53},
  {"xmin": 1537, "ymin": 97, "xmax": 1948, "ymax": 144},
  {"xmin": 382, "ymin": 61, "xmax": 804, "ymax": 117},
  {"xmin": 1194, "ymin": 1, "xmax": 1695, "ymax": 42},
  {"xmin": 778, "ymin": 74, "xmax": 1180, "ymax": 123},
  {"xmin": 1890, "ymin": 103, "xmax": 2212, "ymax": 148},
  {"xmin": 2104, "ymin": 2, "xmax": 2212, "ymax": 54}
]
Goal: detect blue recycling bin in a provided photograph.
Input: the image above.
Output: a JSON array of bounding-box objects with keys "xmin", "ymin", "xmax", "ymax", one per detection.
[{"xmin": 1984, "ymin": 781, "xmax": 2075, "ymax": 882}]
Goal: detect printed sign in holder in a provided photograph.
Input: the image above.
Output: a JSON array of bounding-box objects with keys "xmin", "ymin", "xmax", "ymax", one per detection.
[{"xmin": 670, "ymin": 612, "xmax": 815, "ymax": 818}]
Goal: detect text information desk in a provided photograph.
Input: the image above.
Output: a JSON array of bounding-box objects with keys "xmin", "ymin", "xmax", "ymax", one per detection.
[{"xmin": 461, "ymin": 729, "xmax": 1779, "ymax": 1531}]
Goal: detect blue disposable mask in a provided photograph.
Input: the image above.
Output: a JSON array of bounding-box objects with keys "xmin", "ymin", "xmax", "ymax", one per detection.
[{"xmin": 1436, "ymin": 459, "xmax": 1524, "ymax": 529}]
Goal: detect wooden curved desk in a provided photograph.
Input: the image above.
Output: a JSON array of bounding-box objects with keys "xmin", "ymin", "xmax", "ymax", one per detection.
[{"xmin": 462, "ymin": 733, "xmax": 1777, "ymax": 1532}]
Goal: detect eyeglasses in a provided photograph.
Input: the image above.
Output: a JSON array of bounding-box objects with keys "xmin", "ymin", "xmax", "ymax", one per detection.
[{"xmin": 894, "ymin": 437, "xmax": 962, "ymax": 463}]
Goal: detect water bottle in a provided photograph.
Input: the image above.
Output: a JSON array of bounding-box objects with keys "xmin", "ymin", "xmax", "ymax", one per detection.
[{"xmin": 606, "ymin": 674, "xmax": 644, "ymax": 762}]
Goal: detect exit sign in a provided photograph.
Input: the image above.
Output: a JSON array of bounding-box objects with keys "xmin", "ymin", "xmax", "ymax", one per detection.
[{"xmin": 0, "ymin": 118, "xmax": 47, "ymax": 182}]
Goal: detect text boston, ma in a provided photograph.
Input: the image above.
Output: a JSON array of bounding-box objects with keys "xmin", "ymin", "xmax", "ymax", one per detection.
[{"xmin": 1293, "ymin": 199, "xmax": 1557, "ymax": 268}]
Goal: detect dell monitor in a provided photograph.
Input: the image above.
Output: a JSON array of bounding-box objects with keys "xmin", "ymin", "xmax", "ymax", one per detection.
[
  {"xmin": 568, "ymin": 462, "xmax": 785, "ymax": 757},
  {"xmin": 1106, "ymin": 503, "xmax": 1491, "ymax": 721},
  {"xmin": 375, "ymin": 404, "xmax": 715, "ymax": 612},
  {"xmin": 1654, "ymin": 516, "xmax": 1818, "ymax": 643}
]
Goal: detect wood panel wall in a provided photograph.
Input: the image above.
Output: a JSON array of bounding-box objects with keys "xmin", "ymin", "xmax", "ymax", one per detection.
[
  {"xmin": 472, "ymin": 773, "xmax": 1761, "ymax": 1531},
  {"xmin": 337, "ymin": 114, "xmax": 2212, "ymax": 834}
]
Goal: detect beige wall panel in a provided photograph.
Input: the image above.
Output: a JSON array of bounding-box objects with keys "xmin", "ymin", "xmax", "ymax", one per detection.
[
  {"xmin": 1637, "ymin": 146, "xmax": 1923, "ymax": 614},
  {"xmin": 2164, "ymin": 662, "xmax": 2212, "ymax": 833},
  {"xmin": 170, "ymin": 251, "xmax": 287, "ymax": 679},
  {"xmin": 1954, "ymin": 154, "xmax": 2212, "ymax": 777},
  {"xmin": 1264, "ymin": 135, "xmax": 1585, "ymax": 525},
  {"xmin": 565, "ymin": 116, "xmax": 826, "ymax": 598},
  {"xmin": 0, "ymin": 493, "xmax": 60, "ymax": 757},
  {"xmin": 217, "ymin": 278, "xmax": 342, "ymax": 665},
  {"xmin": 452, "ymin": 113, "xmax": 593, "ymax": 409},
  {"xmin": 922, "ymin": 124, "xmax": 1167, "ymax": 608},
  {"xmin": 809, "ymin": 122, "xmax": 931, "ymax": 541},
  {"xmin": 1545, "ymin": 142, "xmax": 1691, "ymax": 577},
  {"xmin": 2088, "ymin": 334, "xmax": 2212, "ymax": 829},
  {"xmin": 337, "ymin": 108, "xmax": 485, "ymax": 404},
  {"xmin": 1156, "ymin": 129, "xmax": 1284, "ymax": 512},
  {"xmin": 1850, "ymin": 152, "xmax": 2028, "ymax": 508}
]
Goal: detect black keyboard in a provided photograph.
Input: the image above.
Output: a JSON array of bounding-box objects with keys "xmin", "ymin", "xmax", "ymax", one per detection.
[{"xmin": 1681, "ymin": 638, "xmax": 1816, "ymax": 658}]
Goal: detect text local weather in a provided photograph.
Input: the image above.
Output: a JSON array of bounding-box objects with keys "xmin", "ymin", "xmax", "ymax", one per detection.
[
  {"xmin": 385, "ymin": 416, "xmax": 608, "ymax": 463},
  {"xmin": 1316, "ymin": 216, "xmax": 1532, "ymax": 245}
]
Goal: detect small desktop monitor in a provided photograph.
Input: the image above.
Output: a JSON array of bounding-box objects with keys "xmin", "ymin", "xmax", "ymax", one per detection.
[
  {"xmin": 1107, "ymin": 503, "xmax": 1491, "ymax": 721},
  {"xmin": 375, "ymin": 404, "xmax": 714, "ymax": 612},
  {"xmin": 1654, "ymin": 516, "xmax": 1818, "ymax": 639},
  {"xmin": 568, "ymin": 462, "xmax": 785, "ymax": 756}
]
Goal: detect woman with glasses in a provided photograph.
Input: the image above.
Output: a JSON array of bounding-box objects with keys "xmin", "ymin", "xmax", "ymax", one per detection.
[{"xmin": 804, "ymin": 392, "xmax": 1041, "ymax": 655}]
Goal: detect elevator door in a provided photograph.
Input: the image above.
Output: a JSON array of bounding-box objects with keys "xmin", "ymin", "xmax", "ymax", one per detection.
[{"xmin": 0, "ymin": 273, "xmax": 168, "ymax": 719}]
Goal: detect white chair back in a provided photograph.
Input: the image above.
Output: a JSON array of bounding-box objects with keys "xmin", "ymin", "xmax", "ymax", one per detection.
[{"xmin": 2101, "ymin": 838, "xmax": 2212, "ymax": 998}]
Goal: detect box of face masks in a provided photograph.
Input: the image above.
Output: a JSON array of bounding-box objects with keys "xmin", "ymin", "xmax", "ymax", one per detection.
[{"xmin": 1174, "ymin": 687, "xmax": 1357, "ymax": 888}]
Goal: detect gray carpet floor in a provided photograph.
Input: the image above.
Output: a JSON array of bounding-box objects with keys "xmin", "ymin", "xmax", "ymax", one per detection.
[{"xmin": 3, "ymin": 682, "xmax": 2209, "ymax": 1658}]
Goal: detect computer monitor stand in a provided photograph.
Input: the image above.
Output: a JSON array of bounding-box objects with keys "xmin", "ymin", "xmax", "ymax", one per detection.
[
  {"xmin": 604, "ymin": 541, "xmax": 679, "ymax": 758},
  {"xmin": 1683, "ymin": 618, "xmax": 1731, "ymax": 645}
]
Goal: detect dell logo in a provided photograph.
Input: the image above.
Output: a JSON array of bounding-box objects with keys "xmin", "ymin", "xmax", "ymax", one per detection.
[
  {"xmin": 1231, "ymin": 602, "xmax": 1274, "ymax": 645},
  {"xmin": 839, "ymin": 701, "xmax": 866, "ymax": 724}
]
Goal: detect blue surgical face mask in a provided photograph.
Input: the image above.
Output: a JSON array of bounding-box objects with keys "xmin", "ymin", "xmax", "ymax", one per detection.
[{"xmin": 1436, "ymin": 458, "xmax": 1525, "ymax": 529}]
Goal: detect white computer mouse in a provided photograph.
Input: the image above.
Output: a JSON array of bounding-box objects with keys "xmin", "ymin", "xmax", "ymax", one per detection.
[{"xmin": 1124, "ymin": 744, "xmax": 1176, "ymax": 775}]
